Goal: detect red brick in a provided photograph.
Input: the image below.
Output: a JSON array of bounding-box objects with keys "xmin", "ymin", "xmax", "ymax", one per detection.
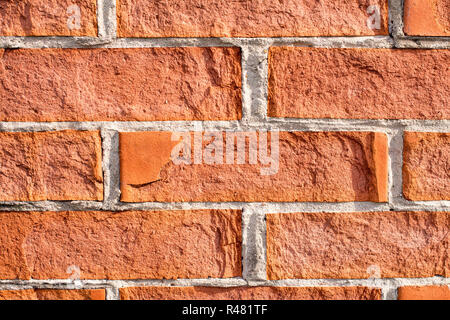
[
  {"xmin": 266, "ymin": 211, "xmax": 449, "ymax": 280},
  {"xmin": 398, "ymin": 286, "xmax": 450, "ymax": 300},
  {"xmin": 0, "ymin": 48, "xmax": 241, "ymax": 121},
  {"xmin": 0, "ymin": 0, "xmax": 96, "ymax": 36},
  {"xmin": 404, "ymin": 0, "xmax": 450, "ymax": 36},
  {"xmin": 119, "ymin": 131, "xmax": 388, "ymax": 203},
  {"xmin": 0, "ymin": 289, "xmax": 105, "ymax": 300},
  {"xmin": 0, "ymin": 131, "xmax": 103, "ymax": 201},
  {"xmin": 117, "ymin": 0, "xmax": 388, "ymax": 37},
  {"xmin": 268, "ymin": 48, "xmax": 450, "ymax": 120},
  {"xmin": 0, "ymin": 210, "xmax": 241, "ymax": 280},
  {"xmin": 120, "ymin": 286, "xmax": 381, "ymax": 300},
  {"xmin": 403, "ymin": 132, "xmax": 450, "ymax": 201}
]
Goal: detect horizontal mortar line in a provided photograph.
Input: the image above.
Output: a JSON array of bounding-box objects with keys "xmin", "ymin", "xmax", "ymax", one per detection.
[
  {"xmin": 0, "ymin": 36, "xmax": 448, "ymax": 49},
  {"xmin": 0, "ymin": 277, "xmax": 448, "ymax": 289},
  {"xmin": 0, "ymin": 120, "xmax": 449, "ymax": 132},
  {"xmin": 109, "ymin": 202, "xmax": 392, "ymax": 213},
  {"xmin": 269, "ymin": 36, "xmax": 394, "ymax": 48},
  {"xmin": 395, "ymin": 35, "xmax": 450, "ymax": 42},
  {"xmin": 0, "ymin": 278, "xmax": 246, "ymax": 289},
  {"xmin": 0, "ymin": 36, "xmax": 398, "ymax": 49},
  {"xmin": 265, "ymin": 119, "xmax": 450, "ymax": 130},
  {"xmin": 110, "ymin": 36, "xmax": 397, "ymax": 49},
  {"xmin": 0, "ymin": 283, "xmax": 113, "ymax": 290},
  {"xmin": 0, "ymin": 36, "xmax": 113, "ymax": 48},
  {"xmin": 0, "ymin": 201, "xmax": 448, "ymax": 213},
  {"xmin": 0, "ymin": 201, "xmax": 103, "ymax": 211},
  {"xmin": 394, "ymin": 42, "xmax": 450, "ymax": 49},
  {"xmin": 393, "ymin": 37, "xmax": 450, "ymax": 49},
  {"xmin": 390, "ymin": 199, "xmax": 450, "ymax": 211},
  {"xmin": 263, "ymin": 277, "xmax": 450, "ymax": 288}
]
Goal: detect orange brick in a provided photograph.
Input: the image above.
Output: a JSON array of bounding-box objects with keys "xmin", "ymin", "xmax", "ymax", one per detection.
[
  {"xmin": 398, "ymin": 286, "xmax": 450, "ymax": 300},
  {"xmin": 268, "ymin": 48, "xmax": 450, "ymax": 120},
  {"xmin": 0, "ymin": 289, "xmax": 105, "ymax": 300},
  {"xmin": 0, "ymin": 131, "xmax": 103, "ymax": 201},
  {"xmin": 404, "ymin": 0, "xmax": 450, "ymax": 36},
  {"xmin": 117, "ymin": 0, "xmax": 388, "ymax": 37},
  {"xmin": 120, "ymin": 286, "xmax": 381, "ymax": 300},
  {"xmin": 267, "ymin": 212, "xmax": 449, "ymax": 279},
  {"xmin": 403, "ymin": 132, "xmax": 450, "ymax": 201},
  {"xmin": 0, "ymin": 48, "xmax": 241, "ymax": 122},
  {"xmin": 0, "ymin": 0, "xmax": 97, "ymax": 36},
  {"xmin": 119, "ymin": 131, "xmax": 388, "ymax": 203},
  {"xmin": 0, "ymin": 210, "xmax": 241, "ymax": 280}
]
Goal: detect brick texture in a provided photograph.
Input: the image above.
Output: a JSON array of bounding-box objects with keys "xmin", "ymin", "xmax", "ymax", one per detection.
[
  {"xmin": 0, "ymin": 210, "xmax": 241, "ymax": 280},
  {"xmin": 0, "ymin": 48, "xmax": 242, "ymax": 122},
  {"xmin": 266, "ymin": 211, "xmax": 449, "ymax": 280},
  {"xmin": 0, "ymin": 289, "xmax": 105, "ymax": 300},
  {"xmin": 0, "ymin": 0, "xmax": 448, "ymax": 301},
  {"xmin": 403, "ymin": 132, "xmax": 450, "ymax": 201},
  {"xmin": 120, "ymin": 286, "xmax": 381, "ymax": 300},
  {"xmin": 398, "ymin": 286, "xmax": 450, "ymax": 300},
  {"xmin": 404, "ymin": 0, "xmax": 450, "ymax": 36},
  {"xmin": 117, "ymin": 0, "xmax": 389, "ymax": 37},
  {"xmin": 119, "ymin": 131, "xmax": 388, "ymax": 203},
  {"xmin": 0, "ymin": 0, "xmax": 97, "ymax": 36},
  {"xmin": 268, "ymin": 48, "xmax": 450, "ymax": 120},
  {"xmin": 0, "ymin": 131, "xmax": 103, "ymax": 201}
]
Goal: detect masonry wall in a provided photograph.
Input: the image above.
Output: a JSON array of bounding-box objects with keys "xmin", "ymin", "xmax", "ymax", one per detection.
[{"xmin": 0, "ymin": 0, "xmax": 448, "ymax": 300}]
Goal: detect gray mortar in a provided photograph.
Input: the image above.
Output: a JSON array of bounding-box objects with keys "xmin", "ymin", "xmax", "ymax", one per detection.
[{"xmin": 0, "ymin": 0, "xmax": 448, "ymax": 300}]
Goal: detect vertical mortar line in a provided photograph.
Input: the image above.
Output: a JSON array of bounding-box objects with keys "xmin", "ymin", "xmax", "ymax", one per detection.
[
  {"xmin": 259, "ymin": 208, "xmax": 268, "ymax": 283},
  {"xmin": 240, "ymin": 45, "xmax": 252, "ymax": 123},
  {"xmin": 240, "ymin": 40, "xmax": 271, "ymax": 284},
  {"xmin": 259, "ymin": 44, "xmax": 270, "ymax": 122},
  {"xmin": 387, "ymin": 127, "xmax": 405, "ymax": 209},
  {"xmin": 101, "ymin": 128, "xmax": 121, "ymax": 210},
  {"xmin": 242, "ymin": 205, "xmax": 267, "ymax": 282},
  {"xmin": 100, "ymin": 0, "xmax": 117, "ymax": 40},
  {"xmin": 240, "ymin": 44, "xmax": 270, "ymax": 124},
  {"xmin": 388, "ymin": 0, "xmax": 405, "ymax": 46},
  {"xmin": 96, "ymin": 0, "xmax": 106, "ymax": 39},
  {"xmin": 381, "ymin": 279, "xmax": 399, "ymax": 300},
  {"xmin": 105, "ymin": 286, "xmax": 120, "ymax": 300}
]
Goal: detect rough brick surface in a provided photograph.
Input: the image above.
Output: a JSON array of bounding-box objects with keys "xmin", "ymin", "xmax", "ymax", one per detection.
[
  {"xmin": 0, "ymin": 210, "xmax": 241, "ymax": 280},
  {"xmin": 117, "ymin": 0, "xmax": 388, "ymax": 37},
  {"xmin": 266, "ymin": 211, "xmax": 449, "ymax": 280},
  {"xmin": 0, "ymin": 131, "xmax": 103, "ymax": 201},
  {"xmin": 0, "ymin": 48, "xmax": 242, "ymax": 121},
  {"xmin": 268, "ymin": 48, "xmax": 450, "ymax": 120},
  {"xmin": 120, "ymin": 286, "xmax": 381, "ymax": 300},
  {"xmin": 0, "ymin": 289, "xmax": 105, "ymax": 300},
  {"xmin": 404, "ymin": 0, "xmax": 450, "ymax": 36},
  {"xmin": 0, "ymin": 0, "xmax": 97, "ymax": 36},
  {"xmin": 403, "ymin": 132, "xmax": 450, "ymax": 201},
  {"xmin": 398, "ymin": 286, "xmax": 450, "ymax": 300},
  {"xmin": 119, "ymin": 131, "xmax": 388, "ymax": 203}
]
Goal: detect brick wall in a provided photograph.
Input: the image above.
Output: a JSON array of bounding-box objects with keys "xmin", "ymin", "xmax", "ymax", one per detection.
[{"xmin": 0, "ymin": 0, "xmax": 448, "ymax": 300}]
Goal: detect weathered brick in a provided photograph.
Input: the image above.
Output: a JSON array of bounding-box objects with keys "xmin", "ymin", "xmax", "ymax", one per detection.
[
  {"xmin": 0, "ymin": 210, "xmax": 241, "ymax": 280},
  {"xmin": 267, "ymin": 211, "xmax": 449, "ymax": 279},
  {"xmin": 120, "ymin": 286, "xmax": 381, "ymax": 300},
  {"xmin": 119, "ymin": 131, "xmax": 388, "ymax": 203},
  {"xmin": 398, "ymin": 286, "xmax": 450, "ymax": 300},
  {"xmin": 268, "ymin": 48, "xmax": 450, "ymax": 120},
  {"xmin": 117, "ymin": 0, "xmax": 388, "ymax": 37},
  {"xmin": 403, "ymin": 132, "xmax": 450, "ymax": 201},
  {"xmin": 404, "ymin": 0, "xmax": 450, "ymax": 36},
  {"xmin": 0, "ymin": 131, "xmax": 103, "ymax": 201},
  {"xmin": 0, "ymin": 48, "xmax": 241, "ymax": 121},
  {"xmin": 0, "ymin": 289, "xmax": 105, "ymax": 300},
  {"xmin": 0, "ymin": 0, "xmax": 97, "ymax": 36}
]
